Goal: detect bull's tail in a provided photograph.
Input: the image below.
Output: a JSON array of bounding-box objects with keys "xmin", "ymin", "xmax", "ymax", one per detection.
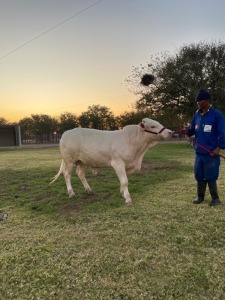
[{"xmin": 50, "ymin": 159, "xmax": 64, "ymax": 184}]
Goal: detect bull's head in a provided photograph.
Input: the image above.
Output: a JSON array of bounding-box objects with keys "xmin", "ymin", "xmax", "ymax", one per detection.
[{"xmin": 139, "ymin": 118, "xmax": 172, "ymax": 139}]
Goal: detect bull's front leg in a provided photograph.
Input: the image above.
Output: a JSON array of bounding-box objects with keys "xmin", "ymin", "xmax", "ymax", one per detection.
[{"xmin": 111, "ymin": 161, "xmax": 132, "ymax": 205}]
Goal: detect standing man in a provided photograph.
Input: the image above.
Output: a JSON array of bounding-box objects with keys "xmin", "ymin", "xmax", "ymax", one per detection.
[{"xmin": 187, "ymin": 89, "xmax": 225, "ymax": 206}]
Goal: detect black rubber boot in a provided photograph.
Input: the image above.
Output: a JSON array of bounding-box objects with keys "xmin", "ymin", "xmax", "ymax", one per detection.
[
  {"xmin": 193, "ymin": 181, "xmax": 207, "ymax": 204},
  {"xmin": 208, "ymin": 181, "xmax": 221, "ymax": 206}
]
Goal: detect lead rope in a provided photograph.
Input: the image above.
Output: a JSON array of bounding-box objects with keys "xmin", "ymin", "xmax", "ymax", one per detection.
[{"xmin": 185, "ymin": 135, "xmax": 225, "ymax": 159}]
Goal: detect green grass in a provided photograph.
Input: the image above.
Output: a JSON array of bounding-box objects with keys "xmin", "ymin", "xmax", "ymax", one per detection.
[{"xmin": 1, "ymin": 142, "xmax": 225, "ymax": 299}]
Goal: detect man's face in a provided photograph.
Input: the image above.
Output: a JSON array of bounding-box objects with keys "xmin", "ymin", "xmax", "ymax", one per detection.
[{"xmin": 197, "ymin": 100, "xmax": 210, "ymax": 110}]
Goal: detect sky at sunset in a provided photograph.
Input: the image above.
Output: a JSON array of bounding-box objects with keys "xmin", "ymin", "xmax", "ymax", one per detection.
[{"xmin": 1, "ymin": 0, "xmax": 225, "ymax": 123}]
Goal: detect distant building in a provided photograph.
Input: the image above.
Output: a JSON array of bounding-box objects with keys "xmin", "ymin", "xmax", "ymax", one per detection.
[{"xmin": 0, "ymin": 125, "xmax": 21, "ymax": 147}]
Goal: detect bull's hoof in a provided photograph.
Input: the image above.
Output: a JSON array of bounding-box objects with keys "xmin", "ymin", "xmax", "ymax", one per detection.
[
  {"xmin": 125, "ymin": 198, "xmax": 133, "ymax": 205},
  {"xmin": 85, "ymin": 189, "xmax": 93, "ymax": 194},
  {"xmin": 68, "ymin": 191, "xmax": 75, "ymax": 198}
]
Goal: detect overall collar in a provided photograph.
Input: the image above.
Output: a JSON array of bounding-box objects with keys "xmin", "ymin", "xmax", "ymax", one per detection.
[{"xmin": 197, "ymin": 105, "xmax": 212, "ymax": 116}]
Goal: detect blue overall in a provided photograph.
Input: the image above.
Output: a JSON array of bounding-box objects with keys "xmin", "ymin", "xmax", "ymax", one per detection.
[
  {"xmin": 194, "ymin": 154, "xmax": 220, "ymax": 181},
  {"xmin": 187, "ymin": 106, "xmax": 225, "ymax": 182}
]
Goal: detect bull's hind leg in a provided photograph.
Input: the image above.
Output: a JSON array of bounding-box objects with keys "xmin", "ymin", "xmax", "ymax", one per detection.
[
  {"xmin": 63, "ymin": 161, "xmax": 75, "ymax": 198},
  {"xmin": 111, "ymin": 161, "xmax": 132, "ymax": 205},
  {"xmin": 76, "ymin": 163, "xmax": 92, "ymax": 194}
]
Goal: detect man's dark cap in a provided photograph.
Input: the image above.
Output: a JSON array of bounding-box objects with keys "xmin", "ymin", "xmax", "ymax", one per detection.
[{"xmin": 195, "ymin": 89, "xmax": 211, "ymax": 102}]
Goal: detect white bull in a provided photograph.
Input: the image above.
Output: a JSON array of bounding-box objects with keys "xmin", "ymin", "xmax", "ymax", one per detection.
[{"xmin": 51, "ymin": 118, "xmax": 172, "ymax": 204}]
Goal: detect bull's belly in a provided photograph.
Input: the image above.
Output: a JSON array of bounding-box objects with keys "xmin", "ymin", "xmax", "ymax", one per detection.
[
  {"xmin": 80, "ymin": 160, "xmax": 111, "ymax": 168},
  {"xmin": 76, "ymin": 153, "xmax": 112, "ymax": 168}
]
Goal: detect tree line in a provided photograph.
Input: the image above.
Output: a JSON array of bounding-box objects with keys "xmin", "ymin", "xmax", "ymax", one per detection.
[{"xmin": 0, "ymin": 106, "xmax": 147, "ymax": 143}]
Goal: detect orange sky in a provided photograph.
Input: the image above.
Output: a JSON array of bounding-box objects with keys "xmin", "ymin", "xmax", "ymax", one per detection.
[{"xmin": 2, "ymin": 89, "xmax": 136, "ymax": 123}]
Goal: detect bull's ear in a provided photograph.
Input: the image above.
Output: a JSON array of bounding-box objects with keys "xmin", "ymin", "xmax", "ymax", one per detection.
[{"xmin": 139, "ymin": 122, "xmax": 145, "ymax": 130}]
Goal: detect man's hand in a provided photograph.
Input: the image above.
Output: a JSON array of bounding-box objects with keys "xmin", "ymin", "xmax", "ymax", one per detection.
[{"xmin": 211, "ymin": 147, "xmax": 221, "ymax": 156}]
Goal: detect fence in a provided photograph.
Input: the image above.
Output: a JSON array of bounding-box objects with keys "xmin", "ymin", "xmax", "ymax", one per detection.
[{"xmin": 22, "ymin": 132, "xmax": 61, "ymax": 144}]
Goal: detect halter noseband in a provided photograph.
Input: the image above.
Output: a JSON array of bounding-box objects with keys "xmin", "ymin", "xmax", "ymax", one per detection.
[{"xmin": 143, "ymin": 127, "xmax": 166, "ymax": 135}]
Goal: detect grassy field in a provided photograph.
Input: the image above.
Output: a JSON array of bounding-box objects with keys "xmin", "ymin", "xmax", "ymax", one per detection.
[{"xmin": 1, "ymin": 142, "xmax": 225, "ymax": 300}]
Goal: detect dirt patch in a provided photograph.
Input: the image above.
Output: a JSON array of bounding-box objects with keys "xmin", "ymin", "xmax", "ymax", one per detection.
[
  {"xmin": 58, "ymin": 203, "xmax": 81, "ymax": 218},
  {"xmin": 58, "ymin": 192, "xmax": 101, "ymax": 218}
]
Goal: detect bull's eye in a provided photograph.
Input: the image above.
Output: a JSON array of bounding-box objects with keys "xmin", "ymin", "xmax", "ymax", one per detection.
[{"xmin": 151, "ymin": 126, "xmax": 156, "ymax": 129}]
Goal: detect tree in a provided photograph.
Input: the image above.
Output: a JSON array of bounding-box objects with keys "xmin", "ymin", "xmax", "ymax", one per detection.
[
  {"xmin": 126, "ymin": 41, "xmax": 225, "ymax": 125},
  {"xmin": 19, "ymin": 117, "xmax": 34, "ymax": 133},
  {"xmin": 58, "ymin": 112, "xmax": 79, "ymax": 133},
  {"xmin": 79, "ymin": 105, "xmax": 117, "ymax": 130},
  {"xmin": 116, "ymin": 110, "xmax": 147, "ymax": 128},
  {"xmin": 0, "ymin": 117, "xmax": 8, "ymax": 125},
  {"xmin": 31, "ymin": 114, "xmax": 58, "ymax": 142}
]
